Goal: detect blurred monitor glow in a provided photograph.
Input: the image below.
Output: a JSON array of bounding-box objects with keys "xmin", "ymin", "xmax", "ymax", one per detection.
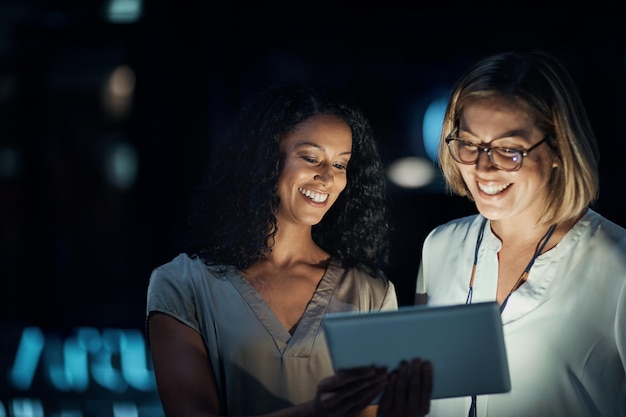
[
  {"xmin": 0, "ymin": 147, "xmax": 22, "ymax": 179},
  {"xmin": 386, "ymin": 156, "xmax": 436, "ymax": 189},
  {"xmin": 422, "ymin": 95, "xmax": 448, "ymax": 163},
  {"xmin": 104, "ymin": 141, "xmax": 139, "ymax": 189},
  {"xmin": 106, "ymin": 0, "xmax": 143, "ymax": 24},
  {"xmin": 1, "ymin": 325, "xmax": 162, "ymax": 416}
]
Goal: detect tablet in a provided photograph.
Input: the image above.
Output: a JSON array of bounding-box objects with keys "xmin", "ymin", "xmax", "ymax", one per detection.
[{"xmin": 322, "ymin": 301, "xmax": 511, "ymax": 399}]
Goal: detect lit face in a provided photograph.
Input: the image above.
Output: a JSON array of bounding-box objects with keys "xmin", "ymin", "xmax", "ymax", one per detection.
[
  {"xmin": 277, "ymin": 114, "xmax": 352, "ymax": 227},
  {"xmin": 455, "ymin": 96, "xmax": 557, "ymax": 223}
]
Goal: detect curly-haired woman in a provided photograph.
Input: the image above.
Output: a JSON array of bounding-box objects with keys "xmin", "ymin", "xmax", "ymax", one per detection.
[{"xmin": 146, "ymin": 82, "xmax": 432, "ymax": 417}]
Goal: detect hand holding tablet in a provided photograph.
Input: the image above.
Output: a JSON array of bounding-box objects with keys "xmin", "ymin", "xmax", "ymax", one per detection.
[{"xmin": 322, "ymin": 301, "xmax": 511, "ymax": 399}]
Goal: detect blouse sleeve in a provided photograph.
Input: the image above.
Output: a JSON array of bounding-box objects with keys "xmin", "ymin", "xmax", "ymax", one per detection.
[
  {"xmin": 616, "ymin": 277, "xmax": 626, "ymax": 373},
  {"xmin": 145, "ymin": 254, "xmax": 203, "ymax": 335}
]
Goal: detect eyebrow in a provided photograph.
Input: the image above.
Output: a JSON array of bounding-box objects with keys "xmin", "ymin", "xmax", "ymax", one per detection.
[
  {"xmin": 293, "ymin": 141, "xmax": 352, "ymax": 156},
  {"xmin": 459, "ymin": 127, "xmax": 533, "ymax": 142}
]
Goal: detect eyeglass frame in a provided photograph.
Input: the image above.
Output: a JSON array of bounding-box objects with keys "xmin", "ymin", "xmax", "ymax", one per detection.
[{"xmin": 444, "ymin": 129, "xmax": 550, "ymax": 172}]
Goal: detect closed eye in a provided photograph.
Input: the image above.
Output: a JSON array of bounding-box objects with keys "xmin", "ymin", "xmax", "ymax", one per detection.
[
  {"xmin": 458, "ymin": 140, "xmax": 523, "ymax": 155},
  {"xmin": 459, "ymin": 140, "xmax": 479, "ymax": 151},
  {"xmin": 493, "ymin": 147, "xmax": 522, "ymax": 156}
]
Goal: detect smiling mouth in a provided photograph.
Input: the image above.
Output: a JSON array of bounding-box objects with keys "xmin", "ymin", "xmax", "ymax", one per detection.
[
  {"xmin": 298, "ymin": 187, "xmax": 329, "ymax": 203},
  {"xmin": 478, "ymin": 182, "xmax": 511, "ymax": 195}
]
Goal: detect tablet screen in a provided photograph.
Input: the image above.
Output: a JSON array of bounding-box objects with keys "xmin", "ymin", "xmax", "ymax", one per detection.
[{"xmin": 322, "ymin": 301, "xmax": 510, "ymax": 399}]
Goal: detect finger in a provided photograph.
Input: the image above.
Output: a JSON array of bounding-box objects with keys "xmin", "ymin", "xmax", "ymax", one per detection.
[
  {"xmin": 316, "ymin": 368, "xmax": 387, "ymax": 417},
  {"xmin": 392, "ymin": 361, "xmax": 409, "ymax": 414},
  {"xmin": 318, "ymin": 366, "xmax": 381, "ymax": 392},
  {"xmin": 417, "ymin": 360, "xmax": 433, "ymax": 415},
  {"xmin": 406, "ymin": 359, "xmax": 433, "ymax": 416},
  {"xmin": 376, "ymin": 369, "xmax": 396, "ymax": 415},
  {"xmin": 322, "ymin": 381, "xmax": 385, "ymax": 417},
  {"xmin": 377, "ymin": 361, "xmax": 409, "ymax": 417}
]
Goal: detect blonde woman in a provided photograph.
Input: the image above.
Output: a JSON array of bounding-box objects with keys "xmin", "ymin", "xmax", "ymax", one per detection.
[{"xmin": 416, "ymin": 50, "xmax": 626, "ymax": 417}]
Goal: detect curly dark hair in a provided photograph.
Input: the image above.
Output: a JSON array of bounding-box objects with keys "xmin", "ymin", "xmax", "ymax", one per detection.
[{"xmin": 185, "ymin": 81, "xmax": 391, "ymax": 278}]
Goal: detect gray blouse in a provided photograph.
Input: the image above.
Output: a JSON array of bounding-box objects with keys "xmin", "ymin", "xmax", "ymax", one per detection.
[{"xmin": 146, "ymin": 253, "xmax": 397, "ymax": 415}]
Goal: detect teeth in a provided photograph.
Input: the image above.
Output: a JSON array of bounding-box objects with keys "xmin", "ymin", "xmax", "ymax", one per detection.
[
  {"xmin": 478, "ymin": 182, "xmax": 511, "ymax": 195},
  {"xmin": 298, "ymin": 187, "xmax": 329, "ymax": 203}
]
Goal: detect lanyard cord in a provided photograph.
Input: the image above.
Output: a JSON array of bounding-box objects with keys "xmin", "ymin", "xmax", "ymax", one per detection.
[
  {"xmin": 466, "ymin": 217, "xmax": 557, "ymax": 417},
  {"xmin": 466, "ymin": 217, "xmax": 488, "ymax": 305},
  {"xmin": 466, "ymin": 217, "xmax": 487, "ymax": 417},
  {"xmin": 499, "ymin": 222, "xmax": 557, "ymax": 312}
]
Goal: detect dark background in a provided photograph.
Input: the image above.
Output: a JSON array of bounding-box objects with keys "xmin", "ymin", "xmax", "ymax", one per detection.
[
  {"xmin": 1, "ymin": 0, "xmax": 624, "ymax": 346},
  {"xmin": 0, "ymin": 1, "xmax": 624, "ymax": 414},
  {"xmin": 1, "ymin": 0, "xmax": 625, "ymax": 331}
]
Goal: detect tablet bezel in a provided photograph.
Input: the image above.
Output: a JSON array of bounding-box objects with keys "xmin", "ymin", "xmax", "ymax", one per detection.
[{"xmin": 321, "ymin": 301, "xmax": 511, "ymax": 399}]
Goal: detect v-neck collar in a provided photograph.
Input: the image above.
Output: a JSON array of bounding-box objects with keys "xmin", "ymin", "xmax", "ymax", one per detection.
[{"xmin": 226, "ymin": 257, "xmax": 345, "ymax": 355}]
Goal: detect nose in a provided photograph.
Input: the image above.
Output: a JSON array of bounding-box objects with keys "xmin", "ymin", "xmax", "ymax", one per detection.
[
  {"xmin": 314, "ymin": 163, "xmax": 334, "ymax": 183},
  {"xmin": 475, "ymin": 148, "xmax": 495, "ymax": 170}
]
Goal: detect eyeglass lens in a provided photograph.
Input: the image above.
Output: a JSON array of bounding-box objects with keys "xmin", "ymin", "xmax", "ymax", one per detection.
[{"xmin": 449, "ymin": 140, "xmax": 522, "ymax": 170}]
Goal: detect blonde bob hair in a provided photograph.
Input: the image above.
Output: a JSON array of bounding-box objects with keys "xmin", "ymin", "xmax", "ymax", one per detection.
[{"xmin": 439, "ymin": 50, "xmax": 600, "ymax": 226}]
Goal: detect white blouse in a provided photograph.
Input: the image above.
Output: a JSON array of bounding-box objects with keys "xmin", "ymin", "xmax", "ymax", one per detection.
[{"xmin": 416, "ymin": 209, "xmax": 626, "ymax": 417}]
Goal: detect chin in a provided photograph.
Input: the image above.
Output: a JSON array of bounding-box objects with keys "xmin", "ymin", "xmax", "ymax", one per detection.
[{"xmin": 473, "ymin": 204, "xmax": 508, "ymax": 220}]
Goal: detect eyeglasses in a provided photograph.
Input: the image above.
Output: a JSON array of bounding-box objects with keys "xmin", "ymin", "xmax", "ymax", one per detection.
[{"xmin": 445, "ymin": 133, "xmax": 549, "ymax": 172}]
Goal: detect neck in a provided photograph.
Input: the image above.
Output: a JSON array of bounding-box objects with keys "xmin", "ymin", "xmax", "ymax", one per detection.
[
  {"xmin": 488, "ymin": 212, "xmax": 583, "ymax": 254},
  {"xmin": 262, "ymin": 222, "xmax": 329, "ymax": 267},
  {"xmin": 489, "ymin": 219, "xmax": 554, "ymax": 247}
]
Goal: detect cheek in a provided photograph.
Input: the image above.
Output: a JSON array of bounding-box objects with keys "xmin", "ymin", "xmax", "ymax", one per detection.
[
  {"xmin": 524, "ymin": 156, "xmax": 554, "ymax": 183},
  {"xmin": 457, "ymin": 166, "xmax": 473, "ymax": 183},
  {"xmin": 277, "ymin": 162, "xmax": 303, "ymax": 184},
  {"xmin": 336, "ymin": 175, "xmax": 348, "ymax": 193},
  {"xmin": 276, "ymin": 171, "xmax": 296, "ymax": 198}
]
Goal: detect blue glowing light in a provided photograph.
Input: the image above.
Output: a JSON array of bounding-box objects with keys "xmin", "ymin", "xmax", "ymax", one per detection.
[{"xmin": 422, "ymin": 96, "xmax": 448, "ymax": 163}]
